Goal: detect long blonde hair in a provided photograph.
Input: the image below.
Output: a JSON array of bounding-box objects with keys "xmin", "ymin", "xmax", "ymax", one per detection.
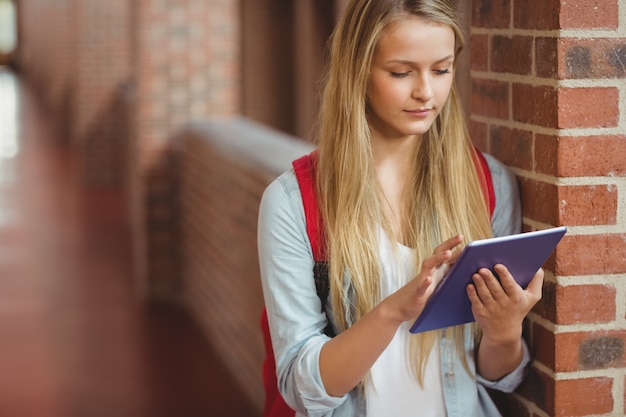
[{"xmin": 315, "ymin": 0, "xmax": 493, "ymax": 385}]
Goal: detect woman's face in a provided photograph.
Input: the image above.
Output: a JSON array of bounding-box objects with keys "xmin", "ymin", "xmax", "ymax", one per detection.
[{"xmin": 367, "ymin": 16, "xmax": 456, "ymax": 143}]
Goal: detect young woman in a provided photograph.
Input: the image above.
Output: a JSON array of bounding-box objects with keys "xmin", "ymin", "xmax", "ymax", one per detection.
[{"xmin": 258, "ymin": 0, "xmax": 543, "ymax": 416}]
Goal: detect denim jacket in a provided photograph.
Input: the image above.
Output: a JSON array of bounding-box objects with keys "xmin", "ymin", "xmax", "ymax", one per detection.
[{"xmin": 258, "ymin": 153, "xmax": 528, "ymax": 417}]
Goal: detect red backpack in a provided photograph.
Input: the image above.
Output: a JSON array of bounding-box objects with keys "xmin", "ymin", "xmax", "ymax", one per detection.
[{"xmin": 260, "ymin": 149, "xmax": 495, "ymax": 417}]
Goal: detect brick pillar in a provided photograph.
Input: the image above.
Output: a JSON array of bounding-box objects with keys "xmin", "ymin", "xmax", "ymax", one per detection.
[
  {"xmin": 16, "ymin": 0, "xmax": 131, "ymax": 184},
  {"xmin": 470, "ymin": 0, "xmax": 626, "ymax": 416},
  {"xmin": 241, "ymin": 0, "xmax": 295, "ymax": 133},
  {"xmin": 131, "ymin": 0, "xmax": 240, "ymax": 298},
  {"xmin": 73, "ymin": 0, "xmax": 131, "ymax": 184},
  {"xmin": 293, "ymin": 0, "xmax": 334, "ymax": 140},
  {"xmin": 15, "ymin": 0, "xmax": 77, "ymax": 134}
]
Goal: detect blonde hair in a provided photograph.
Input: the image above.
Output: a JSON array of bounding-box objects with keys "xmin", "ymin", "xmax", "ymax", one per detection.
[{"xmin": 315, "ymin": 0, "xmax": 493, "ymax": 385}]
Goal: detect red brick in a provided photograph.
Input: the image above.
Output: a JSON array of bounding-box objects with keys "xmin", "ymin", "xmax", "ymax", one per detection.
[
  {"xmin": 535, "ymin": 37, "xmax": 558, "ymax": 79},
  {"xmin": 555, "ymin": 378, "xmax": 614, "ymax": 415},
  {"xmin": 469, "ymin": 120, "xmax": 489, "ymax": 152},
  {"xmin": 559, "ymin": 38, "xmax": 626, "ymax": 79},
  {"xmin": 560, "ymin": 0, "xmax": 619, "ymax": 29},
  {"xmin": 471, "ymin": 0, "xmax": 510, "ymax": 29},
  {"xmin": 512, "ymin": 83, "xmax": 558, "ymax": 128},
  {"xmin": 557, "ymin": 331, "xmax": 625, "ymax": 373},
  {"xmin": 557, "ymin": 87, "xmax": 619, "ymax": 129},
  {"xmin": 519, "ymin": 178, "xmax": 558, "ymax": 226},
  {"xmin": 469, "ymin": 34, "xmax": 489, "ymax": 72},
  {"xmin": 513, "ymin": 0, "xmax": 560, "ymax": 30},
  {"xmin": 556, "ymin": 285, "xmax": 616, "ymax": 326},
  {"xmin": 471, "ymin": 78, "xmax": 509, "ymax": 120},
  {"xmin": 517, "ymin": 368, "xmax": 555, "ymax": 414},
  {"xmin": 491, "ymin": 35, "xmax": 533, "ymax": 75},
  {"xmin": 533, "ymin": 280, "xmax": 557, "ymax": 323},
  {"xmin": 554, "ymin": 332, "xmax": 584, "ymax": 373},
  {"xmin": 535, "ymin": 134, "xmax": 558, "ymax": 176},
  {"xmin": 557, "ymin": 135, "xmax": 626, "ymax": 177},
  {"xmin": 532, "ymin": 322, "xmax": 556, "ymax": 370},
  {"xmin": 489, "ymin": 126, "xmax": 533, "ymax": 171},
  {"xmin": 558, "ymin": 184, "xmax": 618, "ymax": 226},
  {"xmin": 556, "ymin": 234, "xmax": 626, "ymax": 276}
]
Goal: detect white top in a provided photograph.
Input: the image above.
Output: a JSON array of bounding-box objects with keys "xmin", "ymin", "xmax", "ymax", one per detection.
[{"xmin": 366, "ymin": 231, "xmax": 446, "ymax": 417}]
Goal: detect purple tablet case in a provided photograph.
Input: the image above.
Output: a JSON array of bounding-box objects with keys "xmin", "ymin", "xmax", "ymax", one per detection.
[{"xmin": 409, "ymin": 226, "xmax": 567, "ymax": 334}]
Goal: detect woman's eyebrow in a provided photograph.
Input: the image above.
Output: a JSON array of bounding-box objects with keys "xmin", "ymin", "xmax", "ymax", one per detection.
[{"xmin": 384, "ymin": 55, "xmax": 455, "ymax": 66}]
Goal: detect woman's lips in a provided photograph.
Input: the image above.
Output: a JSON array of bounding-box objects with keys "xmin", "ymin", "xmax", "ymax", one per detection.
[{"xmin": 404, "ymin": 108, "xmax": 432, "ymax": 117}]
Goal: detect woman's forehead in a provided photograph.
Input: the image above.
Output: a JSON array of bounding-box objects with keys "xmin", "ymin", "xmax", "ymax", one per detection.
[{"xmin": 374, "ymin": 17, "xmax": 456, "ymax": 64}]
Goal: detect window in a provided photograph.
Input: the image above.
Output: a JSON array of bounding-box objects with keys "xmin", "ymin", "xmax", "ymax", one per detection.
[{"xmin": 0, "ymin": 0, "xmax": 16, "ymax": 55}]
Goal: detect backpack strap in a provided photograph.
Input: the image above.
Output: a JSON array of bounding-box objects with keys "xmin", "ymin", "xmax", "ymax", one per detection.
[
  {"xmin": 292, "ymin": 151, "xmax": 334, "ymax": 337},
  {"xmin": 473, "ymin": 148, "xmax": 496, "ymax": 219},
  {"xmin": 292, "ymin": 151, "xmax": 326, "ymax": 261}
]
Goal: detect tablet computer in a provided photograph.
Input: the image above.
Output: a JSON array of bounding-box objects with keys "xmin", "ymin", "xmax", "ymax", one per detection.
[{"xmin": 409, "ymin": 226, "xmax": 567, "ymax": 334}]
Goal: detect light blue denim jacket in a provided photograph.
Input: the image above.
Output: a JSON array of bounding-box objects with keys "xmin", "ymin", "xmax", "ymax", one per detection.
[{"xmin": 258, "ymin": 153, "xmax": 529, "ymax": 417}]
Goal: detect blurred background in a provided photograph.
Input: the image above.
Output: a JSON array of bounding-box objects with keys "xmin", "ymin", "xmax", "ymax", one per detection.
[{"xmin": 0, "ymin": 1, "xmax": 471, "ymax": 416}]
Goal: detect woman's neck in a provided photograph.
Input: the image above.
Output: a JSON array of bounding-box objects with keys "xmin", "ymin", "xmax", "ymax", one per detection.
[{"xmin": 371, "ymin": 135, "xmax": 419, "ymax": 239}]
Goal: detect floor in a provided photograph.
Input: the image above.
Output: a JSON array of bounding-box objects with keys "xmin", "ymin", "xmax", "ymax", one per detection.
[{"xmin": 0, "ymin": 68, "xmax": 259, "ymax": 416}]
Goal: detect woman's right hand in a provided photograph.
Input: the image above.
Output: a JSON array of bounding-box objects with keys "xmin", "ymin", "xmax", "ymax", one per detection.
[
  {"xmin": 382, "ymin": 234, "xmax": 464, "ymax": 324},
  {"xmin": 319, "ymin": 234, "xmax": 464, "ymax": 396}
]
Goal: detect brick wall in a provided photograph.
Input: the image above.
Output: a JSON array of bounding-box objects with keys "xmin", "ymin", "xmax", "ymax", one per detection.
[
  {"xmin": 17, "ymin": 0, "xmax": 242, "ymax": 298},
  {"xmin": 240, "ymin": 0, "xmax": 334, "ymax": 140},
  {"xmin": 241, "ymin": 0, "xmax": 295, "ymax": 135},
  {"xmin": 131, "ymin": 0, "xmax": 240, "ymax": 298},
  {"xmin": 16, "ymin": 0, "xmax": 76, "ymax": 137},
  {"xmin": 74, "ymin": 0, "xmax": 131, "ymax": 184},
  {"xmin": 177, "ymin": 118, "xmax": 313, "ymax": 412},
  {"xmin": 292, "ymin": 1, "xmax": 334, "ymax": 140},
  {"xmin": 16, "ymin": 0, "xmax": 131, "ymax": 184},
  {"xmin": 469, "ymin": 1, "xmax": 626, "ymax": 416}
]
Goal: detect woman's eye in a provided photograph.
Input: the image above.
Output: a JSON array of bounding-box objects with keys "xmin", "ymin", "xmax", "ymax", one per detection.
[
  {"xmin": 390, "ymin": 71, "xmax": 409, "ymax": 78},
  {"xmin": 433, "ymin": 68, "xmax": 451, "ymax": 75}
]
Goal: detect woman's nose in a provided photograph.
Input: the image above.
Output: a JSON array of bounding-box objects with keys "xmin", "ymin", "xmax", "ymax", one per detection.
[{"xmin": 411, "ymin": 74, "xmax": 434, "ymax": 102}]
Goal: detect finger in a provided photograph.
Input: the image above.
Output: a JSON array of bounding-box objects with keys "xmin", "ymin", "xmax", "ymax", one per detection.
[
  {"xmin": 421, "ymin": 249, "xmax": 454, "ymax": 270},
  {"xmin": 525, "ymin": 268, "xmax": 545, "ymax": 300},
  {"xmin": 493, "ymin": 264, "xmax": 522, "ymax": 295},
  {"xmin": 466, "ymin": 282, "xmax": 484, "ymax": 308},
  {"xmin": 473, "ymin": 269, "xmax": 504, "ymax": 303},
  {"xmin": 469, "ymin": 273, "xmax": 490, "ymax": 304},
  {"xmin": 415, "ymin": 274, "xmax": 434, "ymax": 296},
  {"xmin": 447, "ymin": 246, "xmax": 464, "ymax": 264},
  {"xmin": 433, "ymin": 234, "xmax": 464, "ymax": 254}
]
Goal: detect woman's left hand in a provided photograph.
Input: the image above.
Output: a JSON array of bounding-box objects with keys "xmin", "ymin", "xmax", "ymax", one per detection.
[{"xmin": 467, "ymin": 264, "xmax": 544, "ymax": 345}]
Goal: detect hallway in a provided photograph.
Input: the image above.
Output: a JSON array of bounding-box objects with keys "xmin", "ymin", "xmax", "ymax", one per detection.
[{"xmin": 0, "ymin": 68, "xmax": 258, "ymax": 417}]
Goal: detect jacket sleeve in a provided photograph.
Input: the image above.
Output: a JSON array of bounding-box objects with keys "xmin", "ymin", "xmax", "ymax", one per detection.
[
  {"xmin": 258, "ymin": 170, "xmax": 349, "ymax": 415},
  {"xmin": 476, "ymin": 337, "xmax": 531, "ymax": 392}
]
